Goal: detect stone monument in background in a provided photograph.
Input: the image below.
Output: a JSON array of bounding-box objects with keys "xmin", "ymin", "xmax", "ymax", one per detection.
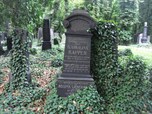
[
  {"xmin": 138, "ymin": 22, "xmax": 151, "ymax": 45},
  {"xmin": 42, "ymin": 19, "xmax": 51, "ymax": 50},
  {"xmin": 57, "ymin": 9, "xmax": 96, "ymax": 97},
  {"xmin": 142, "ymin": 22, "xmax": 148, "ymax": 43}
]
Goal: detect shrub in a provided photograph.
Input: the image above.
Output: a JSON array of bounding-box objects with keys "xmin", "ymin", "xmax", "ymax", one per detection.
[
  {"xmin": 38, "ymin": 47, "xmax": 63, "ymax": 61},
  {"xmin": 118, "ymin": 48, "xmax": 133, "ymax": 57},
  {"xmin": 109, "ymin": 56, "xmax": 152, "ymax": 113},
  {"xmin": 118, "ymin": 30, "xmax": 132, "ymax": 45},
  {"xmin": 91, "ymin": 21, "xmax": 152, "ymax": 113},
  {"xmin": 90, "ymin": 21, "xmax": 118, "ymax": 104},
  {"xmin": 51, "ymin": 58, "xmax": 63, "ymax": 67},
  {"xmin": 30, "ymin": 48, "xmax": 37, "ymax": 55},
  {"xmin": 44, "ymin": 79, "xmax": 105, "ymax": 114}
]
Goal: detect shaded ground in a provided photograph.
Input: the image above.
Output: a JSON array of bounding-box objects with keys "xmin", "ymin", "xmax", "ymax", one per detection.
[{"xmin": 0, "ymin": 45, "xmax": 63, "ymax": 113}]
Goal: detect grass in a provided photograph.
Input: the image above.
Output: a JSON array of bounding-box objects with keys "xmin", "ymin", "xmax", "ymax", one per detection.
[{"xmin": 118, "ymin": 44, "xmax": 152, "ymax": 66}]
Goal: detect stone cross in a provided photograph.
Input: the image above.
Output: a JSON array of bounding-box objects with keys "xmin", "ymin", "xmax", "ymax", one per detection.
[{"xmin": 57, "ymin": 9, "xmax": 96, "ymax": 97}]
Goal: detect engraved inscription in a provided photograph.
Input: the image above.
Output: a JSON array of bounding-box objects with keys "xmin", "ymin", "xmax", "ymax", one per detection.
[
  {"xmin": 63, "ymin": 36, "xmax": 91, "ymax": 74},
  {"xmin": 57, "ymin": 80, "xmax": 93, "ymax": 96}
]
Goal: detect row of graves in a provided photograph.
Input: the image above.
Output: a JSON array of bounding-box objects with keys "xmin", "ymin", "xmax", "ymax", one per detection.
[
  {"xmin": 0, "ymin": 19, "xmax": 61, "ymax": 56},
  {"xmin": 1, "ymin": 9, "xmax": 97, "ymax": 98}
]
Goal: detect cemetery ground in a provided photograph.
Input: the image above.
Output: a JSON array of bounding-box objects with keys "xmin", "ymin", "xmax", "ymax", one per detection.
[
  {"xmin": 0, "ymin": 39, "xmax": 152, "ymax": 113},
  {"xmin": 0, "ymin": 41, "xmax": 64, "ymax": 113},
  {"xmin": 119, "ymin": 45, "xmax": 152, "ymax": 66}
]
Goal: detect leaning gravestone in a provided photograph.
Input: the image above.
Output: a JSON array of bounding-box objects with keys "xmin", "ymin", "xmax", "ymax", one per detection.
[
  {"xmin": 57, "ymin": 9, "xmax": 96, "ymax": 97},
  {"xmin": 42, "ymin": 19, "xmax": 51, "ymax": 50}
]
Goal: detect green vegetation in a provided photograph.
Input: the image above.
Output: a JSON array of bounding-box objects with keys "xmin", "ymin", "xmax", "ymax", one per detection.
[
  {"xmin": 44, "ymin": 80, "xmax": 105, "ymax": 114},
  {"xmin": 119, "ymin": 45, "xmax": 152, "ymax": 65},
  {"xmin": 0, "ymin": 0, "xmax": 152, "ymax": 113}
]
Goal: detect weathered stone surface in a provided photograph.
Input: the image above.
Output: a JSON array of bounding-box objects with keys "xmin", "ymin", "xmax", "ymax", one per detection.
[
  {"xmin": 57, "ymin": 77, "xmax": 94, "ymax": 97},
  {"xmin": 57, "ymin": 9, "xmax": 96, "ymax": 97}
]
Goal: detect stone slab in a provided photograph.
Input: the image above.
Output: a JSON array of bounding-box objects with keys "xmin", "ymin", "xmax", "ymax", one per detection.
[{"xmin": 57, "ymin": 77, "xmax": 94, "ymax": 97}]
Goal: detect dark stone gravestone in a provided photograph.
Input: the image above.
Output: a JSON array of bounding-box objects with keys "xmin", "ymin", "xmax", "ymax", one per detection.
[
  {"xmin": 42, "ymin": 19, "xmax": 51, "ymax": 50},
  {"xmin": 7, "ymin": 36, "xmax": 12, "ymax": 51},
  {"xmin": 5, "ymin": 20, "xmax": 12, "ymax": 51},
  {"xmin": 57, "ymin": 9, "xmax": 96, "ymax": 97}
]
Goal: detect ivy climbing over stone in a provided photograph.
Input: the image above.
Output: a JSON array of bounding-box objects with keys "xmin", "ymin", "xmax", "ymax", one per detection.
[{"xmin": 10, "ymin": 29, "xmax": 29, "ymax": 90}]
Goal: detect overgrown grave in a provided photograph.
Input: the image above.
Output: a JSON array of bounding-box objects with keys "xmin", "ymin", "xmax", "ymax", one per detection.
[
  {"xmin": 10, "ymin": 28, "xmax": 31, "ymax": 89},
  {"xmin": 91, "ymin": 21, "xmax": 152, "ymax": 113},
  {"xmin": 57, "ymin": 9, "xmax": 96, "ymax": 97}
]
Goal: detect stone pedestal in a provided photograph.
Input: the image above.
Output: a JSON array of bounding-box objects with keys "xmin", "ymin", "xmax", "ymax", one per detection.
[{"xmin": 57, "ymin": 9, "xmax": 96, "ymax": 97}]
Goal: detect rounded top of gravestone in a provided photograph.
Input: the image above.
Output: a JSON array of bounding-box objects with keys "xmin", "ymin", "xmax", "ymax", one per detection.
[
  {"xmin": 144, "ymin": 22, "xmax": 147, "ymax": 27},
  {"xmin": 63, "ymin": 9, "xmax": 96, "ymax": 34}
]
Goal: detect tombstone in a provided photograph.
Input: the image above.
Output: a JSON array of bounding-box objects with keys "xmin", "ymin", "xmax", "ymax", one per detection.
[
  {"xmin": 50, "ymin": 28, "xmax": 55, "ymax": 45},
  {"xmin": 0, "ymin": 32, "xmax": 5, "ymax": 41},
  {"xmin": 5, "ymin": 21, "xmax": 12, "ymax": 51},
  {"xmin": 147, "ymin": 36, "xmax": 151, "ymax": 44},
  {"xmin": 138, "ymin": 33, "xmax": 143, "ymax": 45},
  {"xmin": 7, "ymin": 36, "xmax": 12, "ymax": 51},
  {"xmin": 57, "ymin": 9, "xmax": 96, "ymax": 97},
  {"xmin": 37, "ymin": 27, "xmax": 43, "ymax": 39},
  {"xmin": 9, "ymin": 29, "xmax": 32, "ymax": 83},
  {"xmin": 141, "ymin": 22, "xmax": 148, "ymax": 43},
  {"xmin": 137, "ymin": 22, "xmax": 151, "ymax": 45},
  {"xmin": 42, "ymin": 19, "xmax": 51, "ymax": 50},
  {"xmin": 54, "ymin": 32, "xmax": 60, "ymax": 45}
]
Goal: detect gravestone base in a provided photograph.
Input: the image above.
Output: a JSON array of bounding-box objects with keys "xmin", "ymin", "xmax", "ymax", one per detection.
[
  {"xmin": 57, "ymin": 77, "xmax": 94, "ymax": 97},
  {"xmin": 42, "ymin": 41, "xmax": 51, "ymax": 50}
]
